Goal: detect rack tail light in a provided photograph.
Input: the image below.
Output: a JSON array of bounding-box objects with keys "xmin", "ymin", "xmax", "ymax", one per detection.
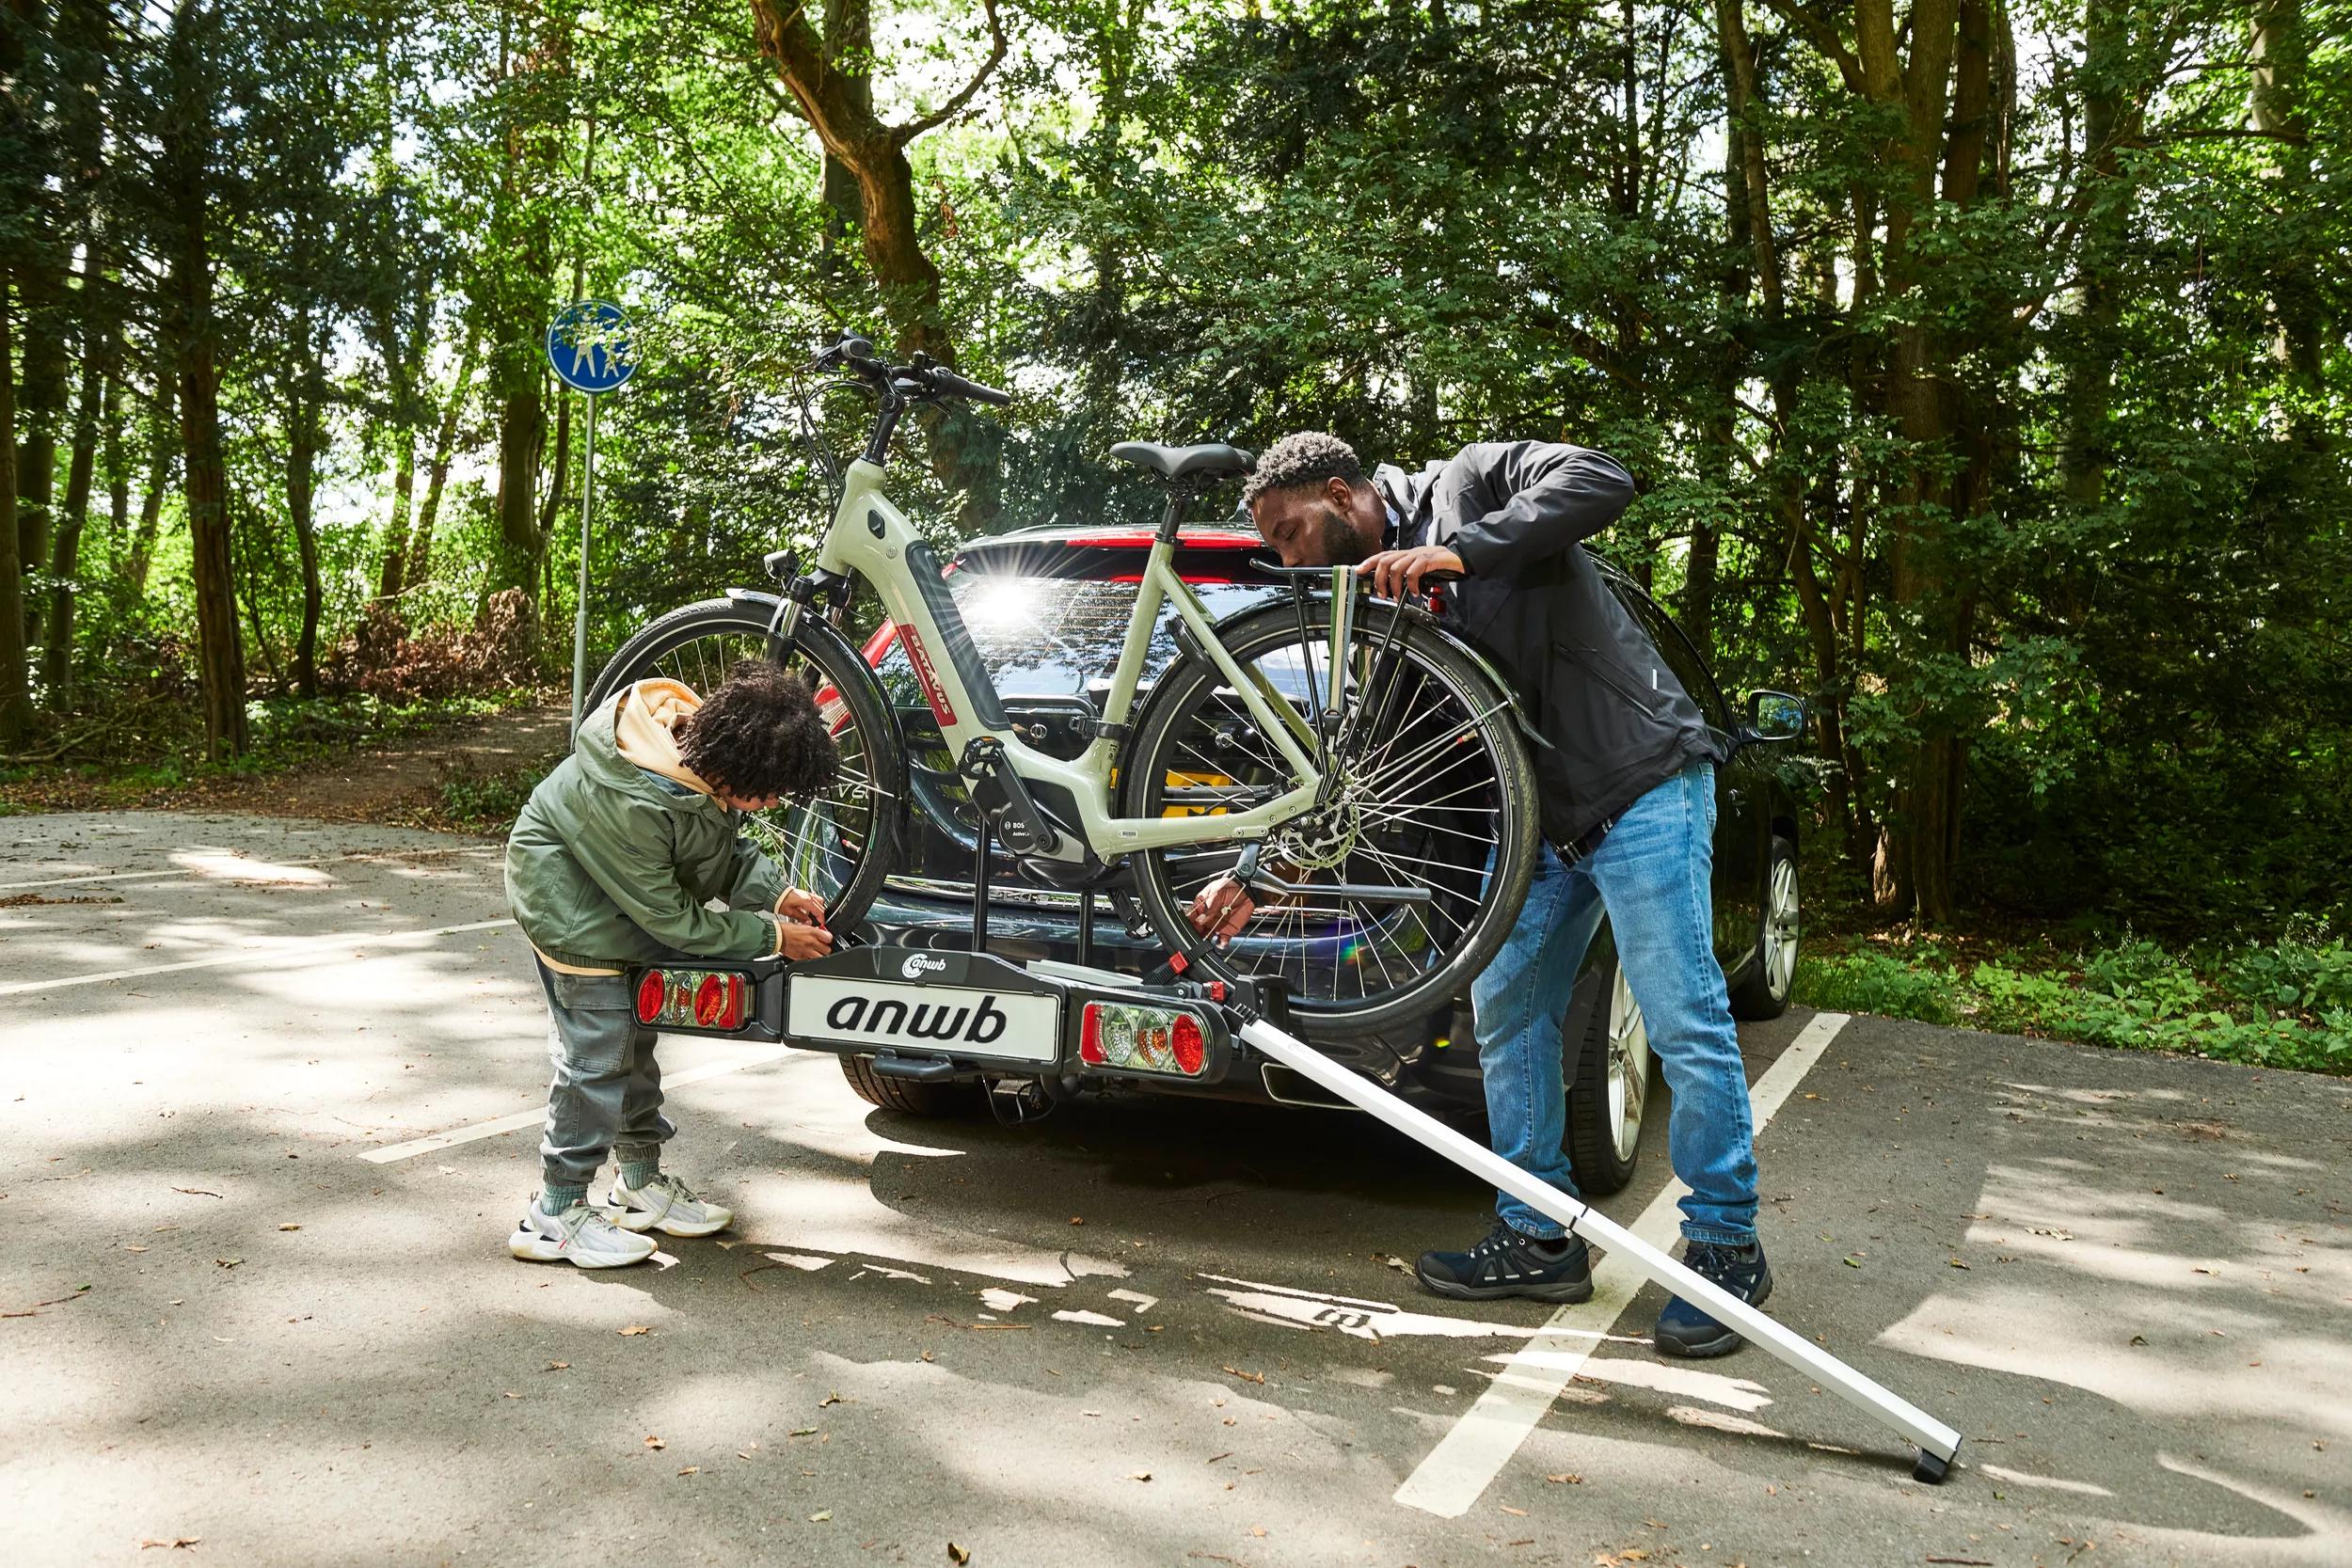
[
  {"xmin": 1077, "ymin": 1001, "xmax": 1215, "ymax": 1079},
  {"xmin": 634, "ymin": 967, "xmax": 749, "ymax": 1031}
]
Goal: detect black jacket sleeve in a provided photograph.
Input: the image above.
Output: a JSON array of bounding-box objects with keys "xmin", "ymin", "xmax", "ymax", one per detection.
[{"xmin": 1446, "ymin": 441, "xmax": 1636, "ymax": 580}]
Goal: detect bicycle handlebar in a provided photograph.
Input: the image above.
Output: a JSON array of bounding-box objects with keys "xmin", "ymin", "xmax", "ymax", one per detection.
[{"xmin": 809, "ymin": 334, "xmax": 1010, "ymax": 406}]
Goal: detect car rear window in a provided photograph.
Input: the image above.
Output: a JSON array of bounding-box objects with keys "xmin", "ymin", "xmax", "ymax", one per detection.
[{"xmin": 874, "ymin": 573, "xmax": 1276, "ymax": 699}]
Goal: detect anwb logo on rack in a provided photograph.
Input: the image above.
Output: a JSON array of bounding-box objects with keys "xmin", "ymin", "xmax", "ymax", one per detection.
[{"xmin": 787, "ymin": 974, "xmax": 1061, "ymax": 1064}]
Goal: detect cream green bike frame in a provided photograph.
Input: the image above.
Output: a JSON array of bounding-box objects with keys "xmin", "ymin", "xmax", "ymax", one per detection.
[{"xmin": 782, "ymin": 457, "xmax": 1328, "ymax": 863}]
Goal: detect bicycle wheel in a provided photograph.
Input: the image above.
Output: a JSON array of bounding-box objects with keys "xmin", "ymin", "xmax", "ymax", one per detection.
[
  {"xmin": 585, "ymin": 598, "xmax": 903, "ymax": 933},
  {"xmin": 1119, "ymin": 597, "xmax": 1538, "ymax": 1037}
]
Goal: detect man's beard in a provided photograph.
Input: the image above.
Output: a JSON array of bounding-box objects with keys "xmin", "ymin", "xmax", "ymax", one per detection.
[{"xmin": 1321, "ymin": 504, "xmax": 1370, "ymax": 565}]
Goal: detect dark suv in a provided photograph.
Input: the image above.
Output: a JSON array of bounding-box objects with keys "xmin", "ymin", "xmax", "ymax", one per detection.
[{"xmin": 841, "ymin": 523, "xmax": 1804, "ymax": 1195}]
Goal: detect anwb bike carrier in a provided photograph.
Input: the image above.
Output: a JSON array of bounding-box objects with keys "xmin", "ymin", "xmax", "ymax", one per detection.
[{"xmin": 630, "ymin": 935, "xmax": 1963, "ymax": 1487}]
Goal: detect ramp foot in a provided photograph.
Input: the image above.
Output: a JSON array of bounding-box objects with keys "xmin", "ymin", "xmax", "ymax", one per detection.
[{"xmin": 1913, "ymin": 1444, "xmax": 1957, "ymax": 1485}]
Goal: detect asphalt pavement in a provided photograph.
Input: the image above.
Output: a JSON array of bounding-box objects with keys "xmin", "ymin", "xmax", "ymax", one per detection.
[{"xmin": 2, "ymin": 812, "xmax": 2345, "ymax": 1567}]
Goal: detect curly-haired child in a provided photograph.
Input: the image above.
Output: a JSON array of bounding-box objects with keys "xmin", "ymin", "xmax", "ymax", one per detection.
[{"xmin": 501, "ymin": 661, "xmax": 839, "ymax": 1266}]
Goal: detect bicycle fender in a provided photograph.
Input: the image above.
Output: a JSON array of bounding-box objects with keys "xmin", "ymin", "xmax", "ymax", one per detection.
[
  {"xmin": 1200, "ymin": 594, "xmax": 1554, "ymax": 753},
  {"xmin": 722, "ymin": 587, "xmax": 902, "ymax": 738}
]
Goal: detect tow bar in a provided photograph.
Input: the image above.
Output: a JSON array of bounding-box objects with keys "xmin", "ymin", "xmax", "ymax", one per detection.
[{"xmin": 1213, "ymin": 987, "xmax": 1963, "ymax": 1485}]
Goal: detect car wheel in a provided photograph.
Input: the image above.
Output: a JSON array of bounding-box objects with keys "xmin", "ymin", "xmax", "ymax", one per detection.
[
  {"xmin": 837, "ymin": 1053, "xmax": 986, "ymax": 1117},
  {"xmin": 1566, "ymin": 949, "xmax": 1651, "ymax": 1196},
  {"xmin": 1728, "ymin": 834, "xmax": 1799, "ymax": 1022}
]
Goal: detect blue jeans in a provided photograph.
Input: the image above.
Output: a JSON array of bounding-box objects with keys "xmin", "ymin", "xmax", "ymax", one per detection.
[{"xmin": 1471, "ymin": 760, "xmax": 1757, "ymax": 1246}]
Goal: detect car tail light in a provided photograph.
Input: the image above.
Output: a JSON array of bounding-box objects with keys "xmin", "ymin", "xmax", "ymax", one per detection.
[
  {"xmin": 634, "ymin": 967, "xmax": 747, "ymax": 1031},
  {"xmin": 1076, "ymin": 1001, "xmax": 1212, "ymax": 1078}
]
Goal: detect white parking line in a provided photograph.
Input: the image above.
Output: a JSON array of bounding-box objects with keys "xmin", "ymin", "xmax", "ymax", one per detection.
[
  {"xmin": 0, "ymin": 917, "xmax": 517, "ymax": 995},
  {"xmin": 1392, "ymin": 1010, "xmax": 1851, "ymax": 1517},
  {"xmin": 359, "ymin": 1046, "xmax": 798, "ymax": 1162}
]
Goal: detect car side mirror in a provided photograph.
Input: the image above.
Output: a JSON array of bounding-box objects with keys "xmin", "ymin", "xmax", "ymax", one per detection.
[{"xmin": 1743, "ymin": 689, "xmax": 1807, "ymax": 743}]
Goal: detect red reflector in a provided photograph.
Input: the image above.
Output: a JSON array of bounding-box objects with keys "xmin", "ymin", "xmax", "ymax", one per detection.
[
  {"xmin": 1079, "ymin": 1006, "xmax": 1104, "ymax": 1064},
  {"xmin": 1171, "ymin": 1013, "xmax": 1205, "ymax": 1075},
  {"xmin": 635, "ymin": 971, "xmax": 666, "ymax": 1025}
]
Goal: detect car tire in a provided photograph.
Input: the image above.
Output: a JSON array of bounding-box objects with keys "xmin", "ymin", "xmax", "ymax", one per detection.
[
  {"xmin": 1728, "ymin": 835, "xmax": 1799, "ymax": 1022},
  {"xmin": 1565, "ymin": 946, "xmax": 1650, "ymax": 1196},
  {"xmin": 837, "ymin": 1053, "xmax": 987, "ymax": 1117}
]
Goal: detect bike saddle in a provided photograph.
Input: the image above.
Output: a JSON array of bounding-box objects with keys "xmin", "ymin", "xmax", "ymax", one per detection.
[{"xmin": 1108, "ymin": 440, "xmax": 1255, "ymax": 482}]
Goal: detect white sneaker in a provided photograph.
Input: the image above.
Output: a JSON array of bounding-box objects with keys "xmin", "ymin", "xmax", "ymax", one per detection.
[
  {"xmin": 603, "ymin": 1172, "xmax": 733, "ymax": 1237},
  {"xmin": 509, "ymin": 1196, "xmax": 660, "ymax": 1267}
]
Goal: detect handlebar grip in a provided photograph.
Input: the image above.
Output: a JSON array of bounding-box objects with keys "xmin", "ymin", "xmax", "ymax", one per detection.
[{"xmin": 933, "ymin": 368, "xmax": 1012, "ymax": 407}]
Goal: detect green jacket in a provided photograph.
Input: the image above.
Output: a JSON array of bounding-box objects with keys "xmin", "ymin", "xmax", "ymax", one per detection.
[{"xmin": 504, "ymin": 693, "xmax": 786, "ymax": 970}]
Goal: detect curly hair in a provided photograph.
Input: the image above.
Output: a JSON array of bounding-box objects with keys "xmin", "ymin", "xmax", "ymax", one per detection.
[
  {"xmin": 675, "ymin": 659, "xmax": 839, "ymax": 802},
  {"xmin": 1239, "ymin": 431, "xmax": 1366, "ymax": 513}
]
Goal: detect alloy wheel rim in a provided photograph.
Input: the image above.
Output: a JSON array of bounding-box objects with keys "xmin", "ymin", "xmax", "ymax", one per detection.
[
  {"xmin": 1766, "ymin": 858, "xmax": 1800, "ymax": 999},
  {"xmin": 1606, "ymin": 965, "xmax": 1650, "ymax": 1164}
]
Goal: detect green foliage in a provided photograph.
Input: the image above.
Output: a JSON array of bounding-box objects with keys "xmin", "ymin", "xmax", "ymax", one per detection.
[
  {"xmin": 1795, "ymin": 928, "xmax": 2352, "ymax": 1076},
  {"xmin": 422, "ymin": 753, "xmax": 544, "ymax": 836}
]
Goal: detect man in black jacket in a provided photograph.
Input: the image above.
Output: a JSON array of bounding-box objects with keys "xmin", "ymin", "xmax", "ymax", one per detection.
[{"xmin": 1190, "ymin": 431, "xmax": 1767, "ymax": 1358}]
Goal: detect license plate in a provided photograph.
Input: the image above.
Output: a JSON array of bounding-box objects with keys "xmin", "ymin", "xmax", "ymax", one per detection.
[{"xmin": 786, "ymin": 974, "xmax": 1061, "ymax": 1064}]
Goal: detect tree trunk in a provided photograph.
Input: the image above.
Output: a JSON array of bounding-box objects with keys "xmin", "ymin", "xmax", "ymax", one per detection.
[
  {"xmin": 2058, "ymin": 0, "xmax": 2125, "ymax": 507},
  {"xmin": 14, "ymin": 260, "xmax": 64, "ymax": 657},
  {"xmin": 0, "ymin": 278, "xmax": 26, "ymax": 743},
  {"xmin": 163, "ymin": 0, "xmax": 246, "ymax": 760},
  {"xmin": 2250, "ymin": 0, "xmax": 2323, "ymax": 396},
  {"xmin": 406, "ymin": 328, "xmax": 478, "ymax": 588},
  {"xmin": 125, "ymin": 378, "xmax": 173, "ymax": 602},
  {"xmin": 43, "ymin": 351, "xmax": 100, "ymax": 705},
  {"xmin": 749, "ymin": 0, "xmax": 1008, "ymax": 515},
  {"xmin": 286, "ymin": 304, "xmax": 324, "ymax": 699}
]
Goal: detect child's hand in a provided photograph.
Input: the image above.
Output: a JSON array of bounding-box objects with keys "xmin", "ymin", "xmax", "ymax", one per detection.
[
  {"xmin": 779, "ymin": 921, "xmax": 834, "ymax": 960},
  {"xmin": 776, "ymin": 887, "xmax": 829, "ymax": 926}
]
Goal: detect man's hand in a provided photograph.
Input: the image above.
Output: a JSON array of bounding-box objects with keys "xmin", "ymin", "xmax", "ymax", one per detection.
[
  {"xmin": 776, "ymin": 887, "xmax": 828, "ymax": 926},
  {"xmin": 1186, "ymin": 874, "xmax": 1257, "ymax": 947},
  {"xmin": 1356, "ymin": 544, "xmax": 1465, "ymax": 600}
]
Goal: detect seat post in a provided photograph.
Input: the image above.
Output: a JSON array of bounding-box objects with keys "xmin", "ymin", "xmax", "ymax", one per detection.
[{"xmin": 1154, "ymin": 485, "xmax": 1190, "ymax": 546}]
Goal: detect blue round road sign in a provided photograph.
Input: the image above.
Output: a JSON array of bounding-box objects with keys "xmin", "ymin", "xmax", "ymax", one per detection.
[{"xmin": 546, "ymin": 299, "xmax": 638, "ymax": 394}]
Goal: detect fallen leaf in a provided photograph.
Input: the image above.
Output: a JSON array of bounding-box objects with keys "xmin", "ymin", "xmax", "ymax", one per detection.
[
  {"xmin": 808, "ymin": 1512, "xmax": 832, "ymax": 1523},
  {"xmin": 738, "ymin": 1450, "xmax": 753, "ymax": 1460},
  {"xmin": 1547, "ymin": 1473, "xmax": 1582, "ymax": 1484},
  {"xmin": 123, "ymin": 1244, "xmax": 149, "ymax": 1254},
  {"xmin": 171, "ymin": 1188, "xmax": 223, "ymax": 1198},
  {"xmin": 278, "ymin": 1224, "xmax": 301, "ymax": 1232},
  {"xmin": 820, "ymin": 1391, "xmax": 843, "ymax": 1407},
  {"xmin": 1068, "ymin": 1216, "xmax": 1084, "ymax": 1226},
  {"xmin": 501, "ymin": 1391, "xmax": 522, "ymax": 1400},
  {"xmin": 644, "ymin": 1435, "xmax": 666, "ymax": 1450},
  {"xmin": 1221, "ymin": 1365, "xmax": 1266, "ymax": 1385},
  {"xmin": 214, "ymin": 1258, "xmax": 242, "ymax": 1270},
  {"xmin": 948, "ymin": 1545, "xmax": 971, "ymax": 1566},
  {"xmin": 677, "ymin": 1465, "xmax": 699, "ymax": 1476},
  {"xmin": 618, "ymin": 1324, "xmax": 651, "ymax": 1337},
  {"xmin": 920, "ymin": 1350, "xmax": 935, "ymax": 1363},
  {"xmin": 544, "ymin": 1361, "xmax": 570, "ymax": 1371},
  {"xmin": 1842, "ymin": 1255, "xmax": 1864, "ymax": 1269},
  {"xmin": 1501, "ymin": 1505, "xmax": 1528, "ymax": 1516},
  {"xmin": 138, "ymin": 1539, "xmax": 201, "ymax": 1550},
  {"xmin": 1206, "ymin": 1451, "xmax": 1233, "ymax": 1465},
  {"xmin": 1947, "ymin": 1258, "xmax": 1970, "ymax": 1270},
  {"xmin": 1129, "ymin": 1470, "xmax": 1152, "ymax": 1481},
  {"xmin": 789, "ymin": 1427, "xmax": 819, "ymax": 1437},
  {"xmin": 2129, "ymin": 1335, "xmax": 2148, "ymax": 1347},
  {"xmin": 2193, "ymin": 1265, "xmax": 2218, "ymax": 1275}
]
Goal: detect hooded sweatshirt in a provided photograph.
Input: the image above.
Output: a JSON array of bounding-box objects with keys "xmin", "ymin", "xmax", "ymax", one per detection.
[{"xmin": 504, "ymin": 680, "xmax": 791, "ymax": 973}]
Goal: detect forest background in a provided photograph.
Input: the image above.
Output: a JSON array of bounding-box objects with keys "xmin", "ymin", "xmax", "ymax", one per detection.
[{"xmin": 1, "ymin": 0, "xmax": 2345, "ymax": 1067}]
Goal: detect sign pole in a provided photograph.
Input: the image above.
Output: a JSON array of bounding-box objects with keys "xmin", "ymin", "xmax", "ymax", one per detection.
[
  {"xmin": 546, "ymin": 297, "xmax": 634, "ymax": 734},
  {"xmin": 570, "ymin": 392, "xmax": 599, "ymax": 732}
]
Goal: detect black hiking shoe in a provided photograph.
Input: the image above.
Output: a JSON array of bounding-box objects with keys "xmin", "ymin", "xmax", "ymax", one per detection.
[
  {"xmin": 1416, "ymin": 1222, "xmax": 1595, "ymax": 1303},
  {"xmin": 1655, "ymin": 1239, "xmax": 1773, "ymax": 1358}
]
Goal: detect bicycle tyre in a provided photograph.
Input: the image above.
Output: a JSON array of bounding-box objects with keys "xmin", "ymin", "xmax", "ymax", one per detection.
[
  {"xmin": 1118, "ymin": 598, "xmax": 1539, "ymax": 1038},
  {"xmin": 585, "ymin": 598, "xmax": 903, "ymax": 936}
]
